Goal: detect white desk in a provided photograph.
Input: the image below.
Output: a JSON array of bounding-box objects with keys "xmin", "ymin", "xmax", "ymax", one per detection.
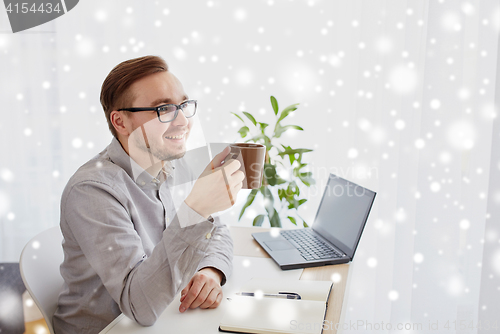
[
  {"xmin": 100, "ymin": 256, "xmax": 304, "ymax": 333},
  {"xmin": 100, "ymin": 226, "xmax": 350, "ymax": 334}
]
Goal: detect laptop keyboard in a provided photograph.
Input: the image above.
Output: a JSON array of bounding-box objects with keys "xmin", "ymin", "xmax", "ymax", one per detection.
[{"xmin": 281, "ymin": 229, "xmax": 343, "ymax": 261}]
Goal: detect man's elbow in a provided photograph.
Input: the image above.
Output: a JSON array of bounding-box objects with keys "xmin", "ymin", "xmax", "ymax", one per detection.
[
  {"xmin": 135, "ymin": 313, "xmax": 158, "ymax": 327},
  {"xmin": 130, "ymin": 307, "xmax": 159, "ymax": 327}
]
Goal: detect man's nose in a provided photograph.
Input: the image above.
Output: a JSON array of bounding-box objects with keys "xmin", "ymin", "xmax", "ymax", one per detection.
[{"xmin": 171, "ymin": 108, "xmax": 189, "ymax": 126}]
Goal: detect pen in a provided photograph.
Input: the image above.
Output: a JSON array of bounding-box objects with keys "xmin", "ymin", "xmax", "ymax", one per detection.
[{"xmin": 235, "ymin": 292, "xmax": 301, "ymax": 299}]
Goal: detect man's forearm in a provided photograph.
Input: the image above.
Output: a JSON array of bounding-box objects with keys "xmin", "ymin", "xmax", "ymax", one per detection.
[
  {"xmin": 120, "ymin": 216, "xmax": 216, "ymax": 326},
  {"xmin": 195, "ymin": 216, "xmax": 234, "ymax": 286}
]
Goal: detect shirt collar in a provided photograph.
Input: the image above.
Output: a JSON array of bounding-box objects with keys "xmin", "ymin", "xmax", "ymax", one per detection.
[{"xmin": 107, "ymin": 137, "xmax": 174, "ymax": 187}]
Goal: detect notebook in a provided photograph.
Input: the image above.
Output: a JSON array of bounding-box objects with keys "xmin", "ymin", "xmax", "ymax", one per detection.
[
  {"xmin": 219, "ymin": 278, "xmax": 333, "ymax": 334},
  {"xmin": 252, "ymin": 173, "xmax": 376, "ymax": 270}
]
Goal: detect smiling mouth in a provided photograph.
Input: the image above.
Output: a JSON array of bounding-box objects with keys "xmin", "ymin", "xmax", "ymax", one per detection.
[{"xmin": 165, "ymin": 133, "xmax": 186, "ymax": 140}]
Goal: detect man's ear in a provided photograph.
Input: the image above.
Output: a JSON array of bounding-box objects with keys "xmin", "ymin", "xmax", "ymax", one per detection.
[{"xmin": 110, "ymin": 110, "xmax": 130, "ymax": 137}]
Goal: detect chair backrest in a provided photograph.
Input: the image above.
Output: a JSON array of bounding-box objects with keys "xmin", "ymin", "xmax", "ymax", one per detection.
[{"xmin": 20, "ymin": 226, "xmax": 64, "ymax": 334}]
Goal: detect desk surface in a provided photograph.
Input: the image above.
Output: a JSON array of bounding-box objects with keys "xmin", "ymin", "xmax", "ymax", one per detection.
[
  {"xmin": 230, "ymin": 226, "xmax": 349, "ymax": 334},
  {"xmin": 102, "ymin": 226, "xmax": 350, "ymax": 334}
]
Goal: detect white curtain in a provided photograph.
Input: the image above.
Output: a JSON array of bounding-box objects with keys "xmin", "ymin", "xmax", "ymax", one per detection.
[
  {"xmin": 323, "ymin": 1, "xmax": 500, "ymax": 332},
  {"xmin": 0, "ymin": 0, "xmax": 498, "ymax": 332}
]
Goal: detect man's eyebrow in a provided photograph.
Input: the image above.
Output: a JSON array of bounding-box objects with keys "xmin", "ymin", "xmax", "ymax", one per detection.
[{"xmin": 150, "ymin": 95, "xmax": 189, "ymax": 107}]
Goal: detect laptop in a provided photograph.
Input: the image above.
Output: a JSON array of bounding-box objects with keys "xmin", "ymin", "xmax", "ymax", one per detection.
[{"xmin": 252, "ymin": 173, "xmax": 376, "ymax": 270}]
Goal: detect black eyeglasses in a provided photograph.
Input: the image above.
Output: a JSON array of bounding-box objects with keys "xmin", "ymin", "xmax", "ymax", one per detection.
[{"xmin": 118, "ymin": 100, "xmax": 197, "ymax": 123}]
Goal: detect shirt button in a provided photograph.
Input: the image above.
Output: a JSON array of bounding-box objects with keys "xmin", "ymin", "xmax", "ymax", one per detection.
[
  {"xmin": 141, "ymin": 181, "xmax": 145, "ymax": 186},
  {"xmin": 205, "ymin": 232, "xmax": 212, "ymax": 239}
]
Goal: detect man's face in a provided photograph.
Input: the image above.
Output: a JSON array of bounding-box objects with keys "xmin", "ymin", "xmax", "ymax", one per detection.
[{"xmin": 124, "ymin": 71, "xmax": 193, "ymax": 163}]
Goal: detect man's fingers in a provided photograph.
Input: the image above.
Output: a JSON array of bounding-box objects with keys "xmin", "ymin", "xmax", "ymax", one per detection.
[
  {"xmin": 189, "ymin": 284, "xmax": 212, "ymax": 309},
  {"xmin": 180, "ymin": 277, "xmax": 194, "ymax": 302},
  {"xmin": 211, "ymin": 146, "xmax": 231, "ymax": 169},
  {"xmin": 220, "ymin": 167, "xmax": 235, "ymax": 206},
  {"xmin": 233, "ymin": 181, "xmax": 243, "ymax": 193},
  {"xmin": 221, "ymin": 159, "xmax": 241, "ymax": 176},
  {"xmin": 200, "ymin": 289, "xmax": 221, "ymax": 309},
  {"xmin": 208, "ymin": 292, "xmax": 222, "ymax": 309},
  {"xmin": 232, "ymin": 170, "xmax": 245, "ymax": 184},
  {"xmin": 179, "ymin": 279, "xmax": 205, "ymax": 313},
  {"xmin": 229, "ymin": 171, "xmax": 244, "ymax": 195},
  {"xmin": 228, "ymin": 182, "xmax": 242, "ymax": 204},
  {"xmin": 179, "ymin": 271, "xmax": 224, "ymax": 312}
]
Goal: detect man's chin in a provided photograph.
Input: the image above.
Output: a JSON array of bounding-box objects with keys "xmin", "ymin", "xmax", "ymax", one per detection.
[
  {"xmin": 156, "ymin": 147, "xmax": 186, "ymax": 161},
  {"xmin": 165, "ymin": 151, "xmax": 186, "ymax": 161}
]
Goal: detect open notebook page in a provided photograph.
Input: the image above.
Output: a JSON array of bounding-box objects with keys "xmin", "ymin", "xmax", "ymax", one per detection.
[{"xmin": 219, "ymin": 278, "xmax": 333, "ymax": 334}]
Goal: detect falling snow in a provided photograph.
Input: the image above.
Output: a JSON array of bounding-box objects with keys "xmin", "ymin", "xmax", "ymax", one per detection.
[{"xmin": 0, "ymin": 2, "xmax": 497, "ymax": 332}]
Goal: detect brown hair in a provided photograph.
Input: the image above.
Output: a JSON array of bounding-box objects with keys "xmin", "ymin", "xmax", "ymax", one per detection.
[{"xmin": 100, "ymin": 55, "xmax": 169, "ymax": 138}]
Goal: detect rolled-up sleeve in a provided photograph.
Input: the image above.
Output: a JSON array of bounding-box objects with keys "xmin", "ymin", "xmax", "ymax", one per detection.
[
  {"xmin": 194, "ymin": 215, "xmax": 233, "ymax": 286},
  {"xmin": 177, "ymin": 200, "xmax": 233, "ymax": 286},
  {"xmin": 63, "ymin": 180, "xmax": 218, "ymax": 326}
]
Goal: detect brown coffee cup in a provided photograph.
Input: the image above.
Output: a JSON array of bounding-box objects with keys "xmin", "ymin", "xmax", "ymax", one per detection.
[{"xmin": 223, "ymin": 143, "xmax": 266, "ymax": 189}]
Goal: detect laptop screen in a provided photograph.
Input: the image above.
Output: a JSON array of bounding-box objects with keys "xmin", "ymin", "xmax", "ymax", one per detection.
[{"xmin": 312, "ymin": 174, "xmax": 376, "ymax": 259}]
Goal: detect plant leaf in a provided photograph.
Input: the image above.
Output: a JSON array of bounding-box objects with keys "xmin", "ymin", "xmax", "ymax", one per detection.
[
  {"xmin": 277, "ymin": 147, "xmax": 313, "ymax": 158},
  {"xmin": 245, "ymin": 134, "xmax": 272, "ymax": 151},
  {"xmin": 286, "ymin": 181, "xmax": 299, "ymax": 196},
  {"xmin": 278, "ymin": 188, "xmax": 286, "ymax": 201},
  {"xmin": 231, "ymin": 112, "xmax": 245, "ymax": 123},
  {"xmin": 258, "ymin": 122, "xmax": 269, "ymax": 133},
  {"xmin": 294, "ymin": 162, "xmax": 307, "ymax": 171},
  {"xmin": 303, "ymin": 220, "xmax": 309, "ymax": 228},
  {"xmin": 269, "ymin": 208, "xmax": 281, "ymax": 227},
  {"xmin": 253, "ymin": 214, "xmax": 266, "ymax": 227},
  {"xmin": 263, "ymin": 163, "xmax": 286, "ymax": 186},
  {"xmin": 278, "ymin": 145, "xmax": 295, "ymax": 165},
  {"xmin": 276, "ymin": 160, "xmax": 285, "ymax": 168},
  {"xmin": 277, "ymin": 103, "xmax": 299, "ymax": 123},
  {"xmin": 298, "ymin": 198, "xmax": 307, "ymax": 206},
  {"xmin": 298, "ymin": 172, "xmax": 315, "ymax": 186},
  {"xmin": 285, "ymin": 189, "xmax": 299, "ymax": 209},
  {"xmin": 245, "ymin": 133, "xmax": 264, "ymax": 143},
  {"xmin": 287, "ymin": 216, "xmax": 297, "ymax": 226},
  {"xmin": 242, "ymin": 111, "xmax": 257, "ymax": 126},
  {"xmin": 261, "ymin": 186, "xmax": 274, "ymax": 209},
  {"xmin": 270, "ymin": 96, "xmax": 279, "ymax": 116},
  {"xmin": 274, "ymin": 125, "xmax": 304, "ymax": 138},
  {"xmin": 238, "ymin": 189, "xmax": 258, "ymax": 220},
  {"xmin": 237, "ymin": 126, "xmax": 249, "ymax": 138}
]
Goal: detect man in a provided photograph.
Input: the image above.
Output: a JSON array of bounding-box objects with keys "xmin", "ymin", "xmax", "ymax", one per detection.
[{"xmin": 53, "ymin": 55, "xmax": 244, "ymax": 333}]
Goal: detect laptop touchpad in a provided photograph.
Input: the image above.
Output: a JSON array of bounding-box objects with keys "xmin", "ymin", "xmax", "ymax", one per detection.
[{"xmin": 264, "ymin": 240, "xmax": 295, "ymax": 251}]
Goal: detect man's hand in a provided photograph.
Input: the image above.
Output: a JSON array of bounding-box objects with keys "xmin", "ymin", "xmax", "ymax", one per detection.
[
  {"xmin": 185, "ymin": 146, "xmax": 245, "ymax": 218},
  {"xmin": 179, "ymin": 267, "xmax": 223, "ymax": 313}
]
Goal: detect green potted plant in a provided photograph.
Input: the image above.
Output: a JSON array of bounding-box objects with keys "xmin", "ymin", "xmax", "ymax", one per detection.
[{"xmin": 232, "ymin": 96, "xmax": 315, "ymax": 227}]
